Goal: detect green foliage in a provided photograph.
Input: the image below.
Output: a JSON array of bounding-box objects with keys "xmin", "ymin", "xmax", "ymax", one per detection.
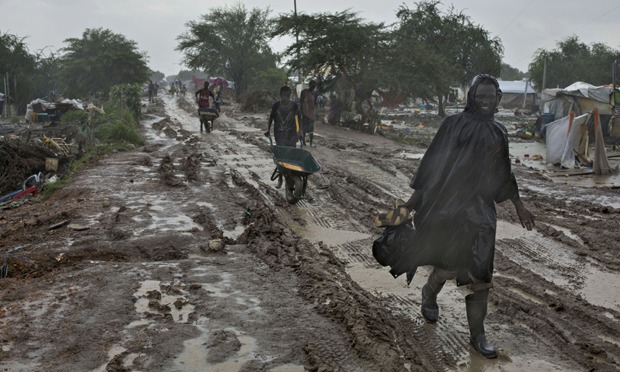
[
  {"xmin": 109, "ymin": 83, "xmax": 143, "ymax": 118},
  {"xmin": 95, "ymin": 107, "xmax": 143, "ymax": 146},
  {"xmin": 176, "ymin": 3, "xmax": 276, "ymax": 98},
  {"xmin": 0, "ymin": 31, "xmax": 38, "ymax": 111},
  {"xmin": 272, "ymin": 10, "xmax": 387, "ymax": 117},
  {"xmin": 150, "ymin": 71, "xmax": 165, "ymax": 83},
  {"xmin": 529, "ymin": 36, "xmax": 620, "ymax": 89},
  {"xmin": 60, "ymin": 109, "xmax": 88, "ymax": 125},
  {"xmin": 389, "ymin": 1, "xmax": 503, "ymax": 116},
  {"xmin": 58, "ymin": 28, "xmax": 150, "ymax": 99},
  {"xmin": 239, "ymin": 90, "xmax": 274, "ymax": 112},
  {"xmin": 40, "ymin": 175, "xmax": 73, "ymax": 199},
  {"xmin": 247, "ymin": 67, "xmax": 288, "ymax": 94},
  {"xmin": 501, "ymin": 63, "xmax": 527, "ymax": 81}
]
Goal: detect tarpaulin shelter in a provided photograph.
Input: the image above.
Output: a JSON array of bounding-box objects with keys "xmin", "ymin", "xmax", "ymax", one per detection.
[
  {"xmin": 544, "ymin": 109, "xmax": 617, "ymax": 175},
  {"xmin": 542, "ymin": 82, "xmax": 614, "ymax": 118},
  {"xmin": 545, "ymin": 112, "xmax": 591, "ymax": 168},
  {"xmin": 209, "ymin": 77, "xmax": 228, "ymax": 88},
  {"xmin": 24, "ymin": 98, "xmax": 84, "ymax": 123},
  {"xmin": 497, "ymin": 79, "xmax": 536, "ymax": 109}
]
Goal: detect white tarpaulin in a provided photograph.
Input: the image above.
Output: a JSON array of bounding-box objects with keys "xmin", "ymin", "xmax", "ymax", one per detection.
[
  {"xmin": 24, "ymin": 98, "xmax": 84, "ymax": 122},
  {"xmin": 542, "ymin": 82, "xmax": 614, "ymax": 119},
  {"xmin": 545, "ymin": 113, "xmax": 591, "ymax": 169}
]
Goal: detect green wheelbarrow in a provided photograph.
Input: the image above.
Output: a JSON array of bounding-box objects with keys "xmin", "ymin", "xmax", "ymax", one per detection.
[{"xmin": 268, "ymin": 136, "xmax": 321, "ymax": 204}]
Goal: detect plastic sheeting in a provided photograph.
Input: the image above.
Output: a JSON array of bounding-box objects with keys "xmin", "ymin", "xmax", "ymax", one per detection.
[
  {"xmin": 24, "ymin": 98, "xmax": 84, "ymax": 122},
  {"xmin": 544, "ymin": 113, "xmax": 591, "ymax": 168}
]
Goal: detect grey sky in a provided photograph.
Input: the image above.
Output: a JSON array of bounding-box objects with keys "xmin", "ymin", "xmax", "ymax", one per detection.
[{"xmin": 1, "ymin": 0, "xmax": 619, "ymax": 77}]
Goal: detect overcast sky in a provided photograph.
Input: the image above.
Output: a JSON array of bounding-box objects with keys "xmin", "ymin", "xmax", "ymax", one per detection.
[{"xmin": 1, "ymin": 0, "xmax": 619, "ymax": 77}]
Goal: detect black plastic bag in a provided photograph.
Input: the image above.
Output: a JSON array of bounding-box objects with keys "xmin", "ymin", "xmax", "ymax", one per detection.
[
  {"xmin": 373, "ymin": 223, "xmax": 419, "ymax": 284},
  {"xmin": 372, "ymin": 223, "xmax": 415, "ymax": 267}
]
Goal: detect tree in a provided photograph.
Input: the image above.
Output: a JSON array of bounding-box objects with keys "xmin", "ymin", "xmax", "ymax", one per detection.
[
  {"xmin": 150, "ymin": 71, "xmax": 165, "ymax": 83},
  {"xmin": 529, "ymin": 35, "xmax": 620, "ymax": 90},
  {"xmin": 501, "ymin": 63, "xmax": 526, "ymax": 81},
  {"xmin": 58, "ymin": 28, "xmax": 150, "ymax": 99},
  {"xmin": 272, "ymin": 10, "xmax": 387, "ymax": 118},
  {"xmin": 391, "ymin": 1, "xmax": 503, "ymax": 116},
  {"xmin": 176, "ymin": 3, "xmax": 276, "ymax": 98},
  {"xmin": 0, "ymin": 31, "xmax": 38, "ymax": 113},
  {"xmin": 247, "ymin": 67, "xmax": 288, "ymax": 94}
]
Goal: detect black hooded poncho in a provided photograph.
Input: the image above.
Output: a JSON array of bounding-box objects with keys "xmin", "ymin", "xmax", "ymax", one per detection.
[{"xmin": 389, "ymin": 75, "xmax": 520, "ymax": 285}]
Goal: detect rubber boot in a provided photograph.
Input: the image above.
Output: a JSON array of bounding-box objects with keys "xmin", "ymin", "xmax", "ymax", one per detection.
[
  {"xmin": 420, "ymin": 270, "xmax": 446, "ymax": 323},
  {"xmin": 466, "ymin": 290, "xmax": 498, "ymax": 359},
  {"xmin": 309, "ymin": 133, "xmax": 314, "ymax": 147}
]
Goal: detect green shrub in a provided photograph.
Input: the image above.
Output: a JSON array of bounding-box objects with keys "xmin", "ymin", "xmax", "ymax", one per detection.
[
  {"xmin": 95, "ymin": 118, "xmax": 143, "ymax": 145},
  {"xmin": 60, "ymin": 109, "xmax": 88, "ymax": 126},
  {"xmin": 109, "ymin": 83, "xmax": 142, "ymax": 119}
]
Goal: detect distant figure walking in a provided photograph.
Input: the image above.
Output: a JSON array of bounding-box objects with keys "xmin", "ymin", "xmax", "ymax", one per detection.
[
  {"xmin": 214, "ymin": 90, "xmax": 223, "ymax": 113},
  {"xmin": 148, "ymin": 81, "xmax": 156, "ymax": 103},
  {"xmin": 300, "ymin": 80, "xmax": 317, "ymax": 146}
]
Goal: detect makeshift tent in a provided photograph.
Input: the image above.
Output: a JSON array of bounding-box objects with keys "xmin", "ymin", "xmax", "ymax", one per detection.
[
  {"xmin": 545, "ymin": 112, "xmax": 591, "ymax": 169},
  {"xmin": 24, "ymin": 98, "xmax": 84, "ymax": 123},
  {"xmin": 209, "ymin": 77, "xmax": 228, "ymax": 88},
  {"xmin": 542, "ymin": 82, "xmax": 620, "ymax": 143},
  {"xmin": 542, "ymin": 82, "xmax": 614, "ymax": 117},
  {"xmin": 497, "ymin": 79, "xmax": 536, "ymax": 109}
]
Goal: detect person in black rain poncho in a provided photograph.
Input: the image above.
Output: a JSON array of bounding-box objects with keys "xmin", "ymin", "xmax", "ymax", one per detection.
[{"xmin": 395, "ymin": 74, "xmax": 535, "ymax": 358}]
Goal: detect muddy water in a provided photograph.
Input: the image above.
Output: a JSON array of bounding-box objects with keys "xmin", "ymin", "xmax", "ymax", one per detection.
[
  {"xmin": 161, "ymin": 96, "xmax": 620, "ymax": 370},
  {"xmin": 293, "ymin": 215, "xmax": 587, "ymax": 371}
]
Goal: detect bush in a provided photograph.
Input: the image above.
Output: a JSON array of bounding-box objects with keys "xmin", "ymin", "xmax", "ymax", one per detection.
[
  {"xmin": 239, "ymin": 90, "xmax": 274, "ymax": 112},
  {"xmin": 108, "ymin": 83, "xmax": 143, "ymax": 119},
  {"xmin": 95, "ymin": 120, "xmax": 143, "ymax": 146},
  {"xmin": 61, "ymin": 109, "xmax": 88, "ymax": 126}
]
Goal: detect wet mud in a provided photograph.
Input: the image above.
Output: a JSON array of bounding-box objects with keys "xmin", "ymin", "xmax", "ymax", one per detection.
[{"xmin": 1, "ymin": 94, "xmax": 619, "ymax": 371}]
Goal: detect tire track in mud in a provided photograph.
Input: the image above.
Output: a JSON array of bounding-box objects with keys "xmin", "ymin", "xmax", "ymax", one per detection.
[
  {"xmin": 298, "ymin": 143, "xmax": 620, "ymax": 370},
  {"xmin": 174, "ymin": 96, "xmax": 620, "ymax": 370},
  {"xmin": 166, "ymin": 98, "xmax": 447, "ymax": 370},
  {"xmin": 200, "ymin": 111, "xmax": 485, "ymax": 369},
  {"xmin": 492, "ymin": 248, "xmax": 620, "ymax": 370}
]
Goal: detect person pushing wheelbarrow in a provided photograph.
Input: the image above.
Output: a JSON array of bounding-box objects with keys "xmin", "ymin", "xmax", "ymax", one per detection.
[
  {"xmin": 265, "ymin": 85, "xmax": 302, "ymax": 189},
  {"xmin": 195, "ymin": 82, "xmax": 218, "ymax": 133},
  {"xmin": 264, "ymin": 85, "xmax": 320, "ymax": 204}
]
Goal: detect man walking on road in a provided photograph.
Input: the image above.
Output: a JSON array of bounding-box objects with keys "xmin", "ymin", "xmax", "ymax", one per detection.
[
  {"xmin": 383, "ymin": 74, "xmax": 535, "ymax": 359},
  {"xmin": 300, "ymin": 80, "xmax": 317, "ymax": 146}
]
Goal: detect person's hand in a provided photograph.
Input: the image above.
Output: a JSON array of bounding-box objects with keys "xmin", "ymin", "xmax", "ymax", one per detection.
[
  {"xmin": 264, "ymin": 131, "xmax": 270, "ymax": 137},
  {"xmin": 516, "ymin": 206, "xmax": 535, "ymax": 231}
]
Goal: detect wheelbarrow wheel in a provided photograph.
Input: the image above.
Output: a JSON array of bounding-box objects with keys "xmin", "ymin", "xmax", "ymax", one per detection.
[{"xmin": 285, "ymin": 175, "xmax": 303, "ymax": 204}]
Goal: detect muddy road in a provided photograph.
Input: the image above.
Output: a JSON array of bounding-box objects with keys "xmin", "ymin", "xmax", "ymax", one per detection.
[{"xmin": 1, "ymin": 94, "xmax": 620, "ymax": 372}]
